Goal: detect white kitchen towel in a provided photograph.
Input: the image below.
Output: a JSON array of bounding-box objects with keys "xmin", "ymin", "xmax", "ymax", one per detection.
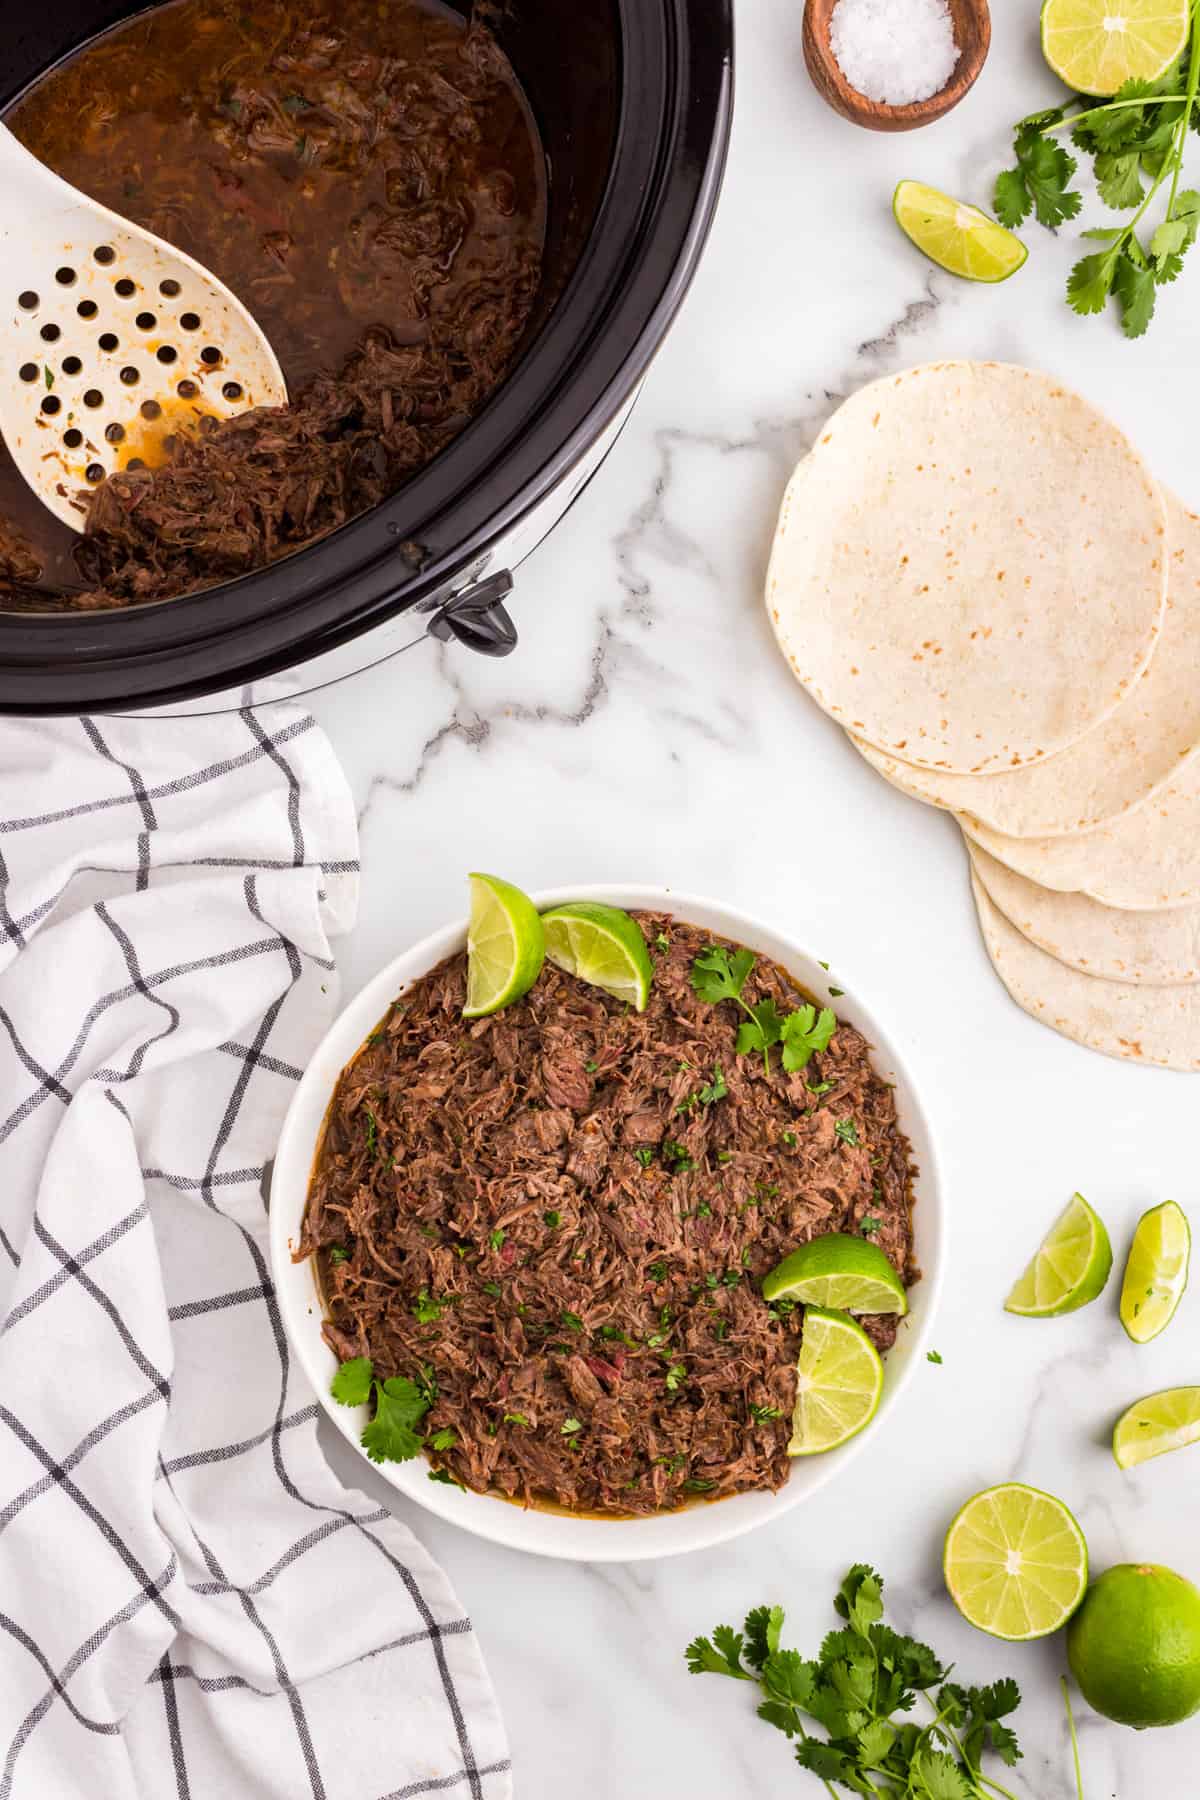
[{"xmin": 0, "ymin": 709, "xmax": 510, "ymax": 1800}]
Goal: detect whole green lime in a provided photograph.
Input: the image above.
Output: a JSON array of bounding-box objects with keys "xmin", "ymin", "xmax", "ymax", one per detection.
[{"xmin": 1067, "ymin": 1564, "xmax": 1200, "ymax": 1729}]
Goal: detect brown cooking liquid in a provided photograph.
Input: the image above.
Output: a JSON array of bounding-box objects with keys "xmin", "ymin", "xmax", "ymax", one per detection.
[{"xmin": 0, "ymin": 0, "xmax": 545, "ymax": 603}]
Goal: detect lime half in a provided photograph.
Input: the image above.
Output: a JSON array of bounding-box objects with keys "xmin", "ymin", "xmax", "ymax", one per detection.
[
  {"xmin": 1114, "ymin": 1387, "xmax": 1200, "ymax": 1470},
  {"xmin": 1119, "ymin": 1200, "xmax": 1191, "ymax": 1344},
  {"xmin": 762, "ymin": 1233, "xmax": 908, "ymax": 1316},
  {"xmin": 944, "ymin": 1482, "xmax": 1089, "ymax": 1641},
  {"xmin": 1041, "ymin": 0, "xmax": 1190, "ymax": 96},
  {"xmin": 540, "ymin": 902, "xmax": 654, "ymax": 1012},
  {"xmin": 893, "ymin": 181, "xmax": 1028, "ymax": 283},
  {"xmin": 463, "ymin": 872, "xmax": 545, "ymax": 1019},
  {"xmin": 1005, "ymin": 1193, "xmax": 1113, "ymax": 1318},
  {"xmin": 787, "ymin": 1306, "xmax": 884, "ymax": 1457}
]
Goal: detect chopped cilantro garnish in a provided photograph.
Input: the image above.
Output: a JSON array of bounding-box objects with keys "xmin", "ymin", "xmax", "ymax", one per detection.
[
  {"xmin": 635, "ymin": 1147, "xmax": 655, "ymax": 1169},
  {"xmin": 488, "ymin": 1227, "xmax": 506, "ymax": 1251},
  {"xmin": 834, "ymin": 1118, "xmax": 860, "ymax": 1148},
  {"xmin": 927, "ymin": 1350, "xmax": 944, "ymax": 1365},
  {"xmin": 503, "ymin": 1412, "xmax": 530, "ymax": 1427},
  {"xmin": 543, "ymin": 1210, "xmax": 561, "ymax": 1229},
  {"xmin": 328, "ymin": 1245, "xmax": 350, "ymax": 1263},
  {"xmin": 664, "ymin": 1362, "xmax": 687, "ymax": 1392},
  {"xmin": 860, "ymin": 1216, "xmax": 883, "ymax": 1238},
  {"xmin": 749, "ymin": 1404, "xmax": 781, "ymax": 1422},
  {"xmin": 648, "ymin": 1259, "xmax": 668, "ymax": 1282},
  {"xmin": 561, "ymin": 1416, "xmax": 583, "ymax": 1436}
]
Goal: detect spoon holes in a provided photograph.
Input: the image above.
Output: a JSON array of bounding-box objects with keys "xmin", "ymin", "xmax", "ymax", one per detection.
[
  {"xmin": 54, "ymin": 266, "xmax": 76, "ymax": 287},
  {"xmin": 126, "ymin": 457, "xmax": 146, "ymax": 472},
  {"xmin": 84, "ymin": 462, "xmax": 105, "ymax": 482},
  {"xmin": 104, "ymin": 422, "xmax": 125, "ymax": 443},
  {"xmin": 93, "ymin": 245, "xmax": 116, "ymax": 266},
  {"xmin": 179, "ymin": 311, "xmax": 201, "ymax": 331},
  {"xmin": 119, "ymin": 366, "xmax": 140, "ymax": 386},
  {"xmin": 83, "ymin": 389, "xmax": 104, "ymax": 408},
  {"xmin": 63, "ymin": 428, "xmax": 83, "ymax": 449},
  {"xmin": 200, "ymin": 345, "xmax": 222, "ymax": 366},
  {"xmin": 135, "ymin": 311, "xmax": 156, "ymax": 331},
  {"xmin": 40, "ymin": 395, "xmax": 61, "ymax": 416},
  {"xmin": 140, "ymin": 399, "xmax": 162, "ymax": 420},
  {"xmin": 40, "ymin": 323, "xmax": 60, "ymax": 343},
  {"xmin": 62, "ymin": 355, "xmax": 82, "ymax": 376},
  {"xmin": 156, "ymin": 346, "xmax": 177, "ymax": 365},
  {"xmin": 114, "ymin": 278, "xmax": 136, "ymax": 298},
  {"xmin": 18, "ymin": 291, "xmax": 38, "ymax": 312},
  {"xmin": 18, "ymin": 363, "xmax": 38, "ymax": 383},
  {"xmin": 98, "ymin": 333, "xmax": 119, "ymax": 353},
  {"xmin": 76, "ymin": 300, "xmax": 98, "ymax": 320},
  {"xmin": 221, "ymin": 380, "xmax": 243, "ymax": 401},
  {"xmin": 159, "ymin": 278, "xmax": 181, "ymax": 297},
  {"xmin": 177, "ymin": 378, "xmax": 198, "ymax": 399}
]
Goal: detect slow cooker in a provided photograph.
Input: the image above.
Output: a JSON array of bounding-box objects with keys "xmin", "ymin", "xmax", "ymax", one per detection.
[{"xmin": 1, "ymin": 0, "xmax": 734, "ymax": 714}]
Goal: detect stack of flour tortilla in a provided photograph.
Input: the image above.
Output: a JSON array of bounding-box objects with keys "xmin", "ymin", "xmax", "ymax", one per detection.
[{"xmin": 765, "ymin": 361, "xmax": 1200, "ymax": 1072}]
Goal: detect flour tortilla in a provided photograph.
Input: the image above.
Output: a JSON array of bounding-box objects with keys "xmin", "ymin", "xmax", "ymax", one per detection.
[
  {"xmin": 849, "ymin": 494, "xmax": 1200, "ymax": 835},
  {"xmin": 972, "ymin": 875, "xmax": 1200, "ymax": 1071},
  {"xmin": 766, "ymin": 362, "xmax": 1168, "ymax": 775},
  {"xmin": 968, "ymin": 843, "xmax": 1200, "ymax": 986},
  {"xmin": 962, "ymin": 752, "xmax": 1200, "ymax": 912}
]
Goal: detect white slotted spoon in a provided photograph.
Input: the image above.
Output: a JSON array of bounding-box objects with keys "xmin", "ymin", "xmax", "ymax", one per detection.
[{"xmin": 0, "ymin": 121, "xmax": 287, "ymax": 532}]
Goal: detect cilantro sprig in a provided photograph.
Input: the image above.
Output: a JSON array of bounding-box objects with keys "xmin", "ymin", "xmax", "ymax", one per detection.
[
  {"xmin": 997, "ymin": 11, "xmax": 1200, "ymax": 338},
  {"xmin": 690, "ymin": 947, "xmax": 837, "ymax": 1077},
  {"xmin": 685, "ymin": 1566, "xmax": 1045, "ymax": 1799},
  {"xmin": 330, "ymin": 1355, "xmax": 440, "ymax": 1466}
]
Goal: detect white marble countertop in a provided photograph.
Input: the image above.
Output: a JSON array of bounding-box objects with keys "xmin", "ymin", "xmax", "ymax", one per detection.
[{"xmin": 306, "ymin": 6, "xmax": 1199, "ymax": 1794}]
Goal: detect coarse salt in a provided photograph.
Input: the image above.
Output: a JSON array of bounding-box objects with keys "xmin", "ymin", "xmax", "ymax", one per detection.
[{"xmin": 829, "ymin": 0, "xmax": 960, "ymax": 107}]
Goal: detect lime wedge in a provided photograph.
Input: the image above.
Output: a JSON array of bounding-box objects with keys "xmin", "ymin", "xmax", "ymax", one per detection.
[
  {"xmin": 1114, "ymin": 1387, "xmax": 1200, "ymax": 1470},
  {"xmin": 944, "ymin": 1482, "xmax": 1089, "ymax": 1640},
  {"xmin": 1004, "ymin": 1193, "xmax": 1113, "ymax": 1317},
  {"xmin": 1041, "ymin": 0, "xmax": 1190, "ymax": 96},
  {"xmin": 787, "ymin": 1305, "xmax": 884, "ymax": 1457},
  {"xmin": 893, "ymin": 181, "xmax": 1028, "ymax": 283},
  {"xmin": 540, "ymin": 902, "xmax": 654, "ymax": 1012},
  {"xmin": 762, "ymin": 1233, "xmax": 908, "ymax": 1316},
  {"xmin": 1119, "ymin": 1200, "xmax": 1191, "ymax": 1344},
  {"xmin": 462, "ymin": 872, "xmax": 545, "ymax": 1019}
]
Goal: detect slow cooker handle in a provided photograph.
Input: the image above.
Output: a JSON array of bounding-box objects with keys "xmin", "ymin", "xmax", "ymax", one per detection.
[{"xmin": 426, "ymin": 571, "xmax": 518, "ymax": 658}]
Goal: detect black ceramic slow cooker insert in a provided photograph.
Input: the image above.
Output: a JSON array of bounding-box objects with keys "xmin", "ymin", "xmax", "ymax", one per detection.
[{"xmin": 0, "ymin": 0, "xmax": 734, "ymax": 714}]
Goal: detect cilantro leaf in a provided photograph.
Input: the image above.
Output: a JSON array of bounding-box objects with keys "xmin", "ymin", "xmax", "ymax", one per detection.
[
  {"xmin": 743, "ymin": 1604, "xmax": 785, "ymax": 1670},
  {"xmin": 690, "ymin": 945, "xmax": 756, "ymax": 1005},
  {"xmin": 735, "ymin": 997, "xmax": 784, "ymax": 1059},
  {"xmin": 1067, "ymin": 251, "xmax": 1116, "ymax": 315},
  {"xmin": 330, "ymin": 1356, "xmax": 373, "ymax": 1408},
  {"xmin": 914, "ymin": 1749, "xmax": 972, "ymax": 1799},
  {"xmin": 1094, "ymin": 148, "xmax": 1145, "ymax": 208},
  {"xmin": 993, "ymin": 165, "xmax": 1031, "ymax": 228},
  {"xmin": 361, "ymin": 1376, "xmax": 431, "ymax": 1464},
  {"xmin": 685, "ymin": 1627, "xmax": 753, "ymax": 1679},
  {"xmin": 1114, "ymin": 250, "xmax": 1157, "ymax": 336},
  {"xmin": 780, "ymin": 1004, "xmax": 838, "ymax": 1073},
  {"xmin": 1016, "ymin": 131, "xmax": 1082, "ymax": 228}
]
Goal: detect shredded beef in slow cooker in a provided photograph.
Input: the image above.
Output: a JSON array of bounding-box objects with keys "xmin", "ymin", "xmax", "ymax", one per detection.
[
  {"xmin": 0, "ymin": 0, "xmax": 545, "ymax": 609},
  {"xmin": 301, "ymin": 915, "xmax": 917, "ymax": 1517}
]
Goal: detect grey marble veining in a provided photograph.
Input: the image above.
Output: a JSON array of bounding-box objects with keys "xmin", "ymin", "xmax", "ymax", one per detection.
[{"xmin": 305, "ymin": 3, "xmax": 1199, "ymax": 1793}]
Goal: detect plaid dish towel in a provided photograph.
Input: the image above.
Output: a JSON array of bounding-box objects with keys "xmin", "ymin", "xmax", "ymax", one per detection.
[{"xmin": 0, "ymin": 709, "xmax": 510, "ymax": 1800}]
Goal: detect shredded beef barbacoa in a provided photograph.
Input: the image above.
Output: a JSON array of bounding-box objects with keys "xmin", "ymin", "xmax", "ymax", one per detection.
[
  {"xmin": 1, "ymin": 0, "xmax": 544, "ymax": 609},
  {"xmin": 300, "ymin": 915, "xmax": 917, "ymax": 1516}
]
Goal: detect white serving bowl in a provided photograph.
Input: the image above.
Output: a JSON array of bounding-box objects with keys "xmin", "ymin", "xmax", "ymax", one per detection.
[{"xmin": 270, "ymin": 885, "xmax": 944, "ymax": 1562}]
